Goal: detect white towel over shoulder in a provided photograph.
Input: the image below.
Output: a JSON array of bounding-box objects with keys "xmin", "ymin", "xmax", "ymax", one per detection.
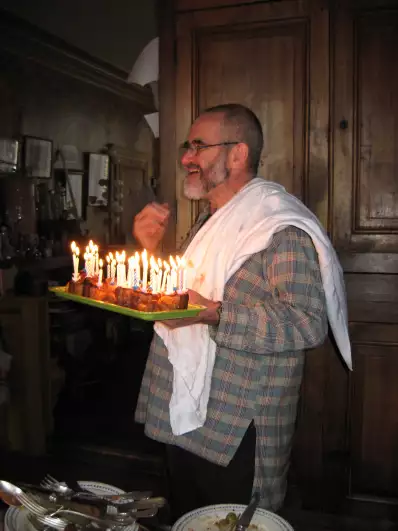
[{"xmin": 154, "ymin": 178, "xmax": 352, "ymax": 436}]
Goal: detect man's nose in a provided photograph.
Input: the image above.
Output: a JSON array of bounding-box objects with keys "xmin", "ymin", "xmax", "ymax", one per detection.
[{"xmin": 181, "ymin": 149, "xmax": 195, "ymax": 167}]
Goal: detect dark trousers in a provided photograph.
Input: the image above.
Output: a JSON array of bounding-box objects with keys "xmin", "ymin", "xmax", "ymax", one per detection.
[{"xmin": 166, "ymin": 422, "xmax": 256, "ymax": 521}]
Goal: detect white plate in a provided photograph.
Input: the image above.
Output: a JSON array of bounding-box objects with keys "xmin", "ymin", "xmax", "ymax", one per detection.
[
  {"xmin": 172, "ymin": 504, "xmax": 294, "ymax": 531},
  {"xmin": 4, "ymin": 480, "xmax": 137, "ymax": 531}
]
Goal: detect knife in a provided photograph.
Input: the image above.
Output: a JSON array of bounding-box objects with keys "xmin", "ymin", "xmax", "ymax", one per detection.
[{"xmin": 235, "ymin": 492, "xmax": 260, "ymax": 531}]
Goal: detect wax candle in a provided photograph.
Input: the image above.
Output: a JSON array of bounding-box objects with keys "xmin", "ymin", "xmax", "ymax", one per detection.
[
  {"xmin": 170, "ymin": 256, "xmax": 178, "ymax": 291},
  {"xmin": 98, "ymin": 259, "xmax": 103, "ymax": 286},
  {"xmin": 122, "ymin": 251, "xmax": 127, "ymax": 286},
  {"xmin": 127, "ymin": 256, "xmax": 135, "ymax": 288},
  {"xmin": 157, "ymin": 260, "xmax": 163, "ymax": 294},
  {"xmin": 142, "ymin": 249, "xmax": 148, "ymax": 292},
  {"xmin": 71, "ymin": 242, "xmax": 79, "ymax": 281},
  {"xmin": 74, "ymin": 247, "xmax": 80, "ymax": 281},
  {"xmin": 161, "ymin": 262, "xmax": 170, "ymax": 293},
  {"xmin": 106, "ymin": 255, "xmax": 110, "ymax": 279},
  {"xmin": 94, "ymin": 245, "xmax": 99, "ymax": 275},
  {"xmin": 134, "ymin": 251, "xmax": 141, "ymax": 286},
  {"xmin": 150, "ymin": 256, "xmax": 157, "ymax": 292},
  {"xmin": 111, "ymin": 259, "xmax": 116, "ymax": 284}
]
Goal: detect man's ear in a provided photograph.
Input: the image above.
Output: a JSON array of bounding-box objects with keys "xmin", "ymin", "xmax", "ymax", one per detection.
[{"xmin": 230, "ymin": 143, "xmax": 249, "ymax": 169}]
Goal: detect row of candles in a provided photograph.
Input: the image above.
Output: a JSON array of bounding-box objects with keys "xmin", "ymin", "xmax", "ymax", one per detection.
[{"xmin": 71, "ymin": 241, "xmax": 188, "ymax": 293}]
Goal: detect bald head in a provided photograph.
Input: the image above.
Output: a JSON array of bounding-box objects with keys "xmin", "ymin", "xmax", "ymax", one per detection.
[{"xmin": 201, "ymin": 104, "xmax": 264, "ymax": 174}]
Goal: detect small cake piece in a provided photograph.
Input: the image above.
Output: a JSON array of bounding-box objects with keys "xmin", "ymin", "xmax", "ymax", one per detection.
[
  {"xmin": 157, "ymin": 292, "xmax": 189, "ymax": 311},
  {"xmin": 67, "ymin": 272, "xmax": 87, "ymax": 296}
]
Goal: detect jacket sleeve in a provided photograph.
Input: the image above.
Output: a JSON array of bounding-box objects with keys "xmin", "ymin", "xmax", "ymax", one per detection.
[{"xmin": 210, "ymin": 226, "xmax": 328, "ymax": 355}]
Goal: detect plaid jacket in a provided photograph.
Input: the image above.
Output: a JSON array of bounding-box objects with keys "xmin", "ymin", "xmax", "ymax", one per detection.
[{"xmin": 135, "ymin": 211, "xmax": 328, "ymax": 510}]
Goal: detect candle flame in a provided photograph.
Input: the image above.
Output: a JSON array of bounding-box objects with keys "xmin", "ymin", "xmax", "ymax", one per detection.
[
  {"xmin": 176, "ymin": 256, "xmax": 182, "ymax": 267},
  {"xmin": 109, "ymin": 252, "xmax": 114, "ymax": 261},
  {"xmin": 106, "ymin": 255, "xmax": 110, "ymax": 263},
  {"xmin": 71, "ymin": 241, "xmax": 76, "ymax": 253},
  {"xmin": 142, "ymin": 249, "xmax": 148, "ymax": 263},
  {"xmin": 169, "ymin": 255, "xmax": 177, "ymax": 270},
  {"xmin": 75, "ymin": 247, "xmax": 80, "ymax": 256},
  {"xmin": 135, "ymin": 251, "xmax": 140, "ymax": 264},
  {"xmin": 157, "ymin": 258, "xmax": 162, "ymax": 269},
  {"xmin": 163, "ymin": 261, "xmax": 170, "ymax": 272},
  {"xmin": 99, "ymin": 259, "xmax": 103, "ymax": 268},
  {"xmin": 89, "ymin": 240, "xmax": 94, "ymax": 250}
]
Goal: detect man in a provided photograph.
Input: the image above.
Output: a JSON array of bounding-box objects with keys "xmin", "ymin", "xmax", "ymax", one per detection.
[{"xmin": 133, "ymin": 104, "xmax": 336, "ymax": 518}]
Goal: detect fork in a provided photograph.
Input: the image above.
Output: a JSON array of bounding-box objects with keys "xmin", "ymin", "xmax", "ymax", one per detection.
[
  {"xmin": 41, "ymin": 475, "xmax": 152, "ymax": 501},
  {"xmin": 13, "ymin": 491, "xmax": 48, "ymax": 516},
  {"xmin": 28, "ymin": 513, "xmax": 68, "ymax": 530}
]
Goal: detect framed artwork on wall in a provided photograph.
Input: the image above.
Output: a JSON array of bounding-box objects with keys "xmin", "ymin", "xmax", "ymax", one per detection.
[{"xmin": 23, "ymin": 136, "xmax": 53, "ymax": 178}]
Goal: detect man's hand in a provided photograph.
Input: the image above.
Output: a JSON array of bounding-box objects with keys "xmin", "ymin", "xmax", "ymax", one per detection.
[
  {"xmin": 159, "ymin": 289, "xmax": 221, "ymax": 329},
  {"xmin": 133, "ymin": 202, "xmax": 170, "ymax": 253}
]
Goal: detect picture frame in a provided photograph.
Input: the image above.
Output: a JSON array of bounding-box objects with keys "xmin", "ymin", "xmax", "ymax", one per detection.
[
  {"xmin": 23, "ymin": 135, "xmax": 53, "ymax": 178},
  {"xmin": 65, "ymin": 170, "xmax": 86, "ymax": 220}
]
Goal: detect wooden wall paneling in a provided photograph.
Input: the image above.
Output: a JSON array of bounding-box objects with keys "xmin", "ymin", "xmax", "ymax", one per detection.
[
  {"xmin": 175, "ymin": 0, "xmax": 264, "ymax": 11},
  {"xmin": 349, "ymin": 326, "xmax": 398, "ymax": 503},
  {"xmin": 174, "ymin": 0, "xmax": 330, "ymax": 246},
  {"xmin": 332, "ymin": 1, "xmax": 398, "ymax": 252},
  {"xmin": 0, "ymin": 297, "xmax": 50, "ymax": 455},
  {"xmin": 158, "ymin": 0, "xmax": 178, "ymax": 254}
]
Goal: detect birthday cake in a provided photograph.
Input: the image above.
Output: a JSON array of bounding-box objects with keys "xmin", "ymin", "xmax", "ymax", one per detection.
[{"xmin": 67, "ymin": 242, "xmax": 189, "ymax": 313}]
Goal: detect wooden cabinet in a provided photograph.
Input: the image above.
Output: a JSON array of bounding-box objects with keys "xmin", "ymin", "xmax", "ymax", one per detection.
[
  {"xmin": 173, "ymin": 0, "xmax": 329, "ymax": 245},
  {"xmin": 0, "ymin": 296, "xmax": 51, "ymax": 455},
  {"xmin": 332, "ymin": 0, "xmax": 398, "ymax": 252},
  {"xmin": 158, "ymin": 0, "xmax": 398, "ymax": 515}
]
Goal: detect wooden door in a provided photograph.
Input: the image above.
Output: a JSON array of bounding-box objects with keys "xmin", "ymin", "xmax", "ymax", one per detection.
[
  {"xmin": 170, "ymin": 0, "xmax": 330, "ymax": 247},
  {"xmin": 328, "ymin": 0, "xmax": 398, "ymax": 513}
]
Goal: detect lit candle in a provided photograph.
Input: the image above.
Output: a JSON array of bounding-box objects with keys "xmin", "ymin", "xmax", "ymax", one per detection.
[
  {"xmin": 161, "ymin": 261, "xmax": 170, "ymax": 293},
  {"xmin": 98, "ymin": 259, "xmax": 103, "ymax": 286},
  {"xmin": 176, "ymin": 256, "xmax": 182, "ymax": 291},
  {"xmin": 111, "ymin": 258, "xmax": 116, "ymax": 284},
  {"xmin": 134, "ymin": 251, "xmax": 141, "ymax": 287},
  {"xmin": 127, "ymin": 256, "xmax": 134, "ymax": 288},
  {"xmin": 121, "ymin": 250, "xmax": 127, "ymax": 286},
  {"xmin": 116, "ymin": 251, "xmax": 123, "ymax": 287},
  {"xmin": 94, "ymin": 245, "xmax": 99, "ymax": 275},
  {"xmin": 74, "ymin": 247, "xmax": 80, "ymax": 280},
  {"xmin": 170, "ymin": 256, "xmax": 178, "ymax": 292},
  {"xmin": 157, "ymin": 259, "xmax": 163, "ymax": 294},
  {"xmin": 150, "ymin": 256, "xmax": 157, "ymax": 292},
  {"xmin": 71, "ymin": 242, "xmax": 79, "ymax": 281},
  {"xmin": 166, "ymin": 272, "xmax": 172, "ymax": 294},
  {"xmin": 106, "ymin": 255, "xmax": 110, "ymax": 279},
  {"xmin": 142, "ymin": 249, "xmax": 148, "ymax": 292}
]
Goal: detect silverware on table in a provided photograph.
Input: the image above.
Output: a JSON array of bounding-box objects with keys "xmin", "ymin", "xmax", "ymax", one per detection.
[
  {"xmin": 41, "ymin": 475, "xmax": 152, "ymax": 501},
  {"xmin": 234, "ymin": 492, "xmax": 260, "ymax": 531}
]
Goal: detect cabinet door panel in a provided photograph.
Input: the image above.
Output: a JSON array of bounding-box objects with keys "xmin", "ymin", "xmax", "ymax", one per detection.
[
  {"xmin": 174, "ymin": 1, "xmax": 329, "ymax": 245},
  {"xmin": 333, "ymin": 3, "xmax": 398, "ymax": 251}
]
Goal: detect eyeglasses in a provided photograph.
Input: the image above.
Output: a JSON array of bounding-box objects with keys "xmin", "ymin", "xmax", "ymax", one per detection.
[{"xmin": 179, "ymin": 141, "xmax": 239, "ymax": 158}]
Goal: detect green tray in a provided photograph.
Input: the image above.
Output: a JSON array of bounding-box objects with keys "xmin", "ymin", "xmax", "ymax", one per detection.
[{"xmin": 49, "ymin": 286, "xmax": 205, "ymax": 321}]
